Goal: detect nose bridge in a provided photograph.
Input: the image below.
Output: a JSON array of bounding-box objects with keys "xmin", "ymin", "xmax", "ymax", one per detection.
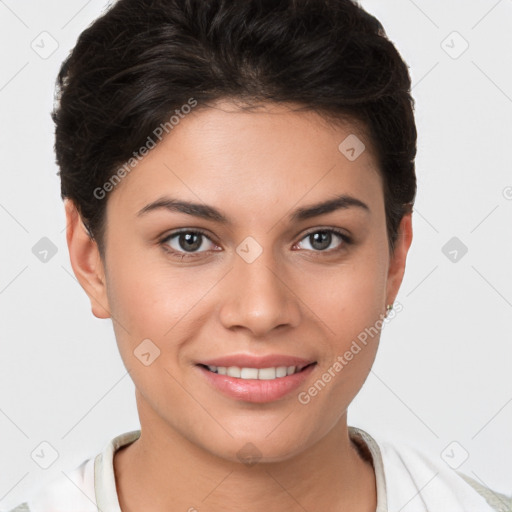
[{"xmin": 219, "ymin": 236, "xmax": 300, "ymax": 335}]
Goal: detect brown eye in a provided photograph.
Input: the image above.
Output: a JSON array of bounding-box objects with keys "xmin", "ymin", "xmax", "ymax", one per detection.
[
  {"xmin": 296, "ymin": 229, "xmax": 351, "ymax": 253},
  {"xmin": 161, "ymin": 230, "xmax": 217, "ymax": 258}
]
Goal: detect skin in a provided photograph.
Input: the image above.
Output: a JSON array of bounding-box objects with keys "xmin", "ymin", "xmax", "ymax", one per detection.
[{"xmin": 65, "ymin": 99, "xmax": 413, "ymax": 512}]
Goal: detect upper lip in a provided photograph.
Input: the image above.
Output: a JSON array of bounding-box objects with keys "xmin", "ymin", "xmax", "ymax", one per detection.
[{"xmin": 198, "ymin": 354, "xmax": 316, "ymax": 370}]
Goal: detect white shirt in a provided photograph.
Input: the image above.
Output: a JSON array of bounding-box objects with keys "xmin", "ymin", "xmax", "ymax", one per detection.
[{"xmin": 5, "ymin": 427, "xmax": 511, "ymax": 512}]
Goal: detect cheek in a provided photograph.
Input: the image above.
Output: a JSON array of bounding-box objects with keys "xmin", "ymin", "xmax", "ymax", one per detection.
[
  {"xmin": 104, "ymin": 250, "xmax": 222, "ymax": 370},
  {"xmin": 307, "ymin": 250, "xmax": 388, "ymax": 335},
  {"xmin": 299, "ymin": 246, "xmax": 388, "ymax": 401},
  {"xmin": 303, "ymin": 267, "xmax": 385, "ymax": 414},
  {"xmin": 105, "ymin": 241, "xmax": 200, "ymax": 329}
]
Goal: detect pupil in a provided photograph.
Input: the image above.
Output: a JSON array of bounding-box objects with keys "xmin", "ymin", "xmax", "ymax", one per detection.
[
  {"xmin": 311, "ymin": 231, "xmax": 331, "ymax": 250},
  {"xmin": 180, "ymin": 232, "xmax": 201, "ymax": 251}
]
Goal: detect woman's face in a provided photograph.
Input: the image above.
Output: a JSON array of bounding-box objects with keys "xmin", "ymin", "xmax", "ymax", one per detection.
[{"xmin": 68, "ymin": 100, "xmax": 411, "ymax": 462}]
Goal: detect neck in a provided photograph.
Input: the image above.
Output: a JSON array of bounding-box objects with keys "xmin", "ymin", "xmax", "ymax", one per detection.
[{"xmin": 114, "ymin": 396, "xmax": 377, "ymax": 512}]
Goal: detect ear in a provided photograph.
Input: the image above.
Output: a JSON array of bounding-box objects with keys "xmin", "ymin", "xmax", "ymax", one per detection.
[
  {"xmin": 64, "ymin": 199, "xmax": 111, "ymax": 319},
  {"xmin": 386, "ymin": 212, "xmax": 413, "ymax": 305}
]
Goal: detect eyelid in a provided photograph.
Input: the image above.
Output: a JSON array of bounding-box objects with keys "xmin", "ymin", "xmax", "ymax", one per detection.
[
  {"xmin": 160, "ymin": 228, "xmax": 218, "ymax": 253},
  {"xmin": 299, "ymin": 226, "xmax": 352, "ymax": 242},
  {"xmin": 160, "ymin": 226, "xmax": 352, "ymax": 261}
]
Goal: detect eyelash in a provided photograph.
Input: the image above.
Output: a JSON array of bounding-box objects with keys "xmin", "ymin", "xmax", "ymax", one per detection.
[{"xmin": 159, "ymin": 227, "xmax": 353, "ymax": 261}]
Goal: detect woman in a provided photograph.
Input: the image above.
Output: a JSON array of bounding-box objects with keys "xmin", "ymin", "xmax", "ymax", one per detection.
[{"xmin": 8, "ymin": 0, "xmax": 510, "ymax": 511}]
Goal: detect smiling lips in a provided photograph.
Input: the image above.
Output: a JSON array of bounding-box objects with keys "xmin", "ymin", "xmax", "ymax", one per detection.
[
  {"xmin": 205, "ymin": 364, "xmax": 304, "ymax": 380},
  {"xmin": 196, "ymin": 354, "xmax": 317, "ymax": 402}
]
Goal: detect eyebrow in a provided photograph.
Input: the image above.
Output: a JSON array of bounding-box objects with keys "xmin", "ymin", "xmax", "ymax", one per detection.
[{"xmin": 136, "ymin": 194, "xmax": 370, "ymax": 223}]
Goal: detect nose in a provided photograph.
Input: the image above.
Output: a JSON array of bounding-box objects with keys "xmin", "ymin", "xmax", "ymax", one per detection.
[{"xmin": 218, "ymin": 247, "xmax": 301, "ymax": 337}]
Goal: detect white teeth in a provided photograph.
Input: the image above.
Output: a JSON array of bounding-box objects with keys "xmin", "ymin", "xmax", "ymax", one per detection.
[
  {"xmin": 276, "ymin": 366, "xmax": 288, "ymax": 378},
  {"xmin": 205, "ymin": 364, "xmax": 305, "ymax": 380},
  {"xmin": 240, "ymin": 367, "xmax": 259, "ymax": 379},
  {"xmin": 227, "ymin": 366, "xmax": 241, "ymax": 378},
  {"xmin": 258, "ymin": 367, "xmax": 276, "ymax": 380}
]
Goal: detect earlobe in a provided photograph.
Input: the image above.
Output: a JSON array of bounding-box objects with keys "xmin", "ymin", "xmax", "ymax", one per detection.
[
  {"xmin": 385, "ymin": 213, "xmax": 413, "ymax": 306},
  {"xmin": 64, "ymin": 199, "xmax": 111, "ymax": 319}
]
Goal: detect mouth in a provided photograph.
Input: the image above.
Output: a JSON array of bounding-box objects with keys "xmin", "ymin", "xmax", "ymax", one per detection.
[
  {"xmin": 197, "ymin": 362, "xmax": 316, "ymax": 381},
  {"xmin": 195, "ymin": 358, "xmax": 318, "ymax": 403}
]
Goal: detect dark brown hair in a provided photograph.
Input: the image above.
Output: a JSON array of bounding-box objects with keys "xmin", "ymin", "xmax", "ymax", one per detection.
[{"xmin": 52, "ymin": 0, "xmax": 416, "ymax": 257}]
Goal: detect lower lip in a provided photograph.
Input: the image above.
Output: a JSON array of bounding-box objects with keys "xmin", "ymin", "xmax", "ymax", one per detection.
[{"xmin": 196, "ymin": 364, "xmax": 316, "ymax": 403}]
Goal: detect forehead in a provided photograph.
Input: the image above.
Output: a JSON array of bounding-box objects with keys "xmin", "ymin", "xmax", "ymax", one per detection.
[{"xmin": 106, "ymin": 100, "xmax": 384, "ymax": 222}]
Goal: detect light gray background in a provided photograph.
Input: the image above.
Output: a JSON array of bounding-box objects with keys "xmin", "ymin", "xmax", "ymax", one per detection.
[{"xmin": 1, "ymin": 0, "xmax": 511, "ymax": 508}]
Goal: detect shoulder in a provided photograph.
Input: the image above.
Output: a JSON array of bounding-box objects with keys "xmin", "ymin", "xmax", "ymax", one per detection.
[
  {"xmin": 3, "ymin": 505, "xmax": 30, "ymax": 512},
  {"xmin": 3, "ymin": 456, "xmax": 97, "ymax": 512},
  {"xmin": 382, "ymin": 440, "xmax": 511, "ymax": 511},
  {"xmin": 3, "ymin": 430, "xmax": 141, "ymax": 512},
  {"xmin": 351, "ymin": 427, "xmax": 511, "ymax": 512},
  {"xmin": 455, "ymin": 472, "xmax": 512, "ymax": 512}
]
